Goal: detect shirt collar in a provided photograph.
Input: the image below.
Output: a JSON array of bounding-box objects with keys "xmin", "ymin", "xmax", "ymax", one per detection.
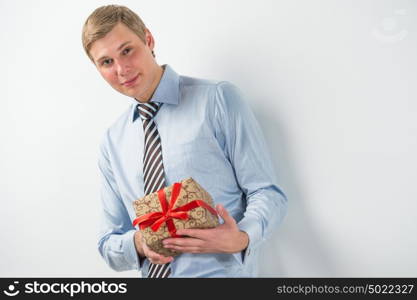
[{"xmin": 131, "ymin": 64, "xmax": 179, "ymax": 122}]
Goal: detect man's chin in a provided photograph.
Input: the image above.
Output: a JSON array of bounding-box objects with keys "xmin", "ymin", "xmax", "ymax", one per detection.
[
  {"xmin": 114, "ymin": 86, "xmax": 147, "ymax": 101},
  {"xmin": 117, "ymin": 87, "xmax": 137, "ymax": 98}
]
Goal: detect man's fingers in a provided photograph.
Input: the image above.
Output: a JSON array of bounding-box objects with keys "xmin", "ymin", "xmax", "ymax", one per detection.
[
  {"xmin": 148, "ymin": 252, "xmax": 173, "ymax": 264},
  {"xmin": 143, "ymin": 243, "xmax": 173, "ymax": 264},
  {"xmin": 163, "ymin": 245, "xmax": 202, "ymax": 253},
  {"xmin": 149, "ymin": 256, "xmax": 173, "ymax": 264},
  {"xmin": 175, "ymin": 228, "xmax": 206, "ymax": 238}
]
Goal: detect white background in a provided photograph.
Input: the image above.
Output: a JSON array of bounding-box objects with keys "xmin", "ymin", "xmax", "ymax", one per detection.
[{"xmin": 1, "ymin": 0, "xmax": 416, "ymax": 277}]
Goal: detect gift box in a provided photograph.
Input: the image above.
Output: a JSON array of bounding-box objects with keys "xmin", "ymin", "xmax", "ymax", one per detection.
[{"xmin": 132, "ymin": 177, "xmax": 219, "ymax": 257}]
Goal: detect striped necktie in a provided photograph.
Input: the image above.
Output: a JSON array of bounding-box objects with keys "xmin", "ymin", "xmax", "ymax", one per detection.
[{"xmin": 137, "ymin": 102, "xmax": 171, "ymax": 278}]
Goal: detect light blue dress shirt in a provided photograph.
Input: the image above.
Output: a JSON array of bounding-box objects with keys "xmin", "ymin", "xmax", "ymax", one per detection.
[{"xmin": 97, "ymin": 64, "xmax": 287, "ymax": 277}]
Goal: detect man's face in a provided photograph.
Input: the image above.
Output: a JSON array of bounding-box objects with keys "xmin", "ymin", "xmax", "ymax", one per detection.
[{"xmin": 89, "ymin": 23, "xmax": 161, "ymax": 101}]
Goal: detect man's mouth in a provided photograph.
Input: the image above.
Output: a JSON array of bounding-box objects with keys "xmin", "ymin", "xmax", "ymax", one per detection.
[{"xmin": 122, "ymin": 74, "xmax": 139, "ymax": 87}]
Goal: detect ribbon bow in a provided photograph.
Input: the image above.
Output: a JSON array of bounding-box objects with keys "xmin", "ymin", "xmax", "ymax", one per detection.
[{"xmin": 133, "ymin": 182, "xmax": 218, "ymax": 237}]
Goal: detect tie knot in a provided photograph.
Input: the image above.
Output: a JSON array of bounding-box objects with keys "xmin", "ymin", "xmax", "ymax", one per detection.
[{"xmin": 137, "ymin": 102, "xmax": 161, "ymax": 120}]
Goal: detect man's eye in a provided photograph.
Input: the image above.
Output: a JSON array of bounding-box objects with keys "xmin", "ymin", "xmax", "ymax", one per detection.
[
  {"xmin": 102, "ymin": 59, "xmax": 112, "ymax": 66},
  {"xmin": 122, "ymin": 48, "xmax": 131, "ymax": 55}
]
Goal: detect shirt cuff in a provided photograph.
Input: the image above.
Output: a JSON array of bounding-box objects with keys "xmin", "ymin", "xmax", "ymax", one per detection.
[
  {"xmin": 238, "ymin": 215, "xmax": 263, "ymax": 263},
  {"xmin": 122, "ymin": 230, "xmax": 143, "ymax": 270}
]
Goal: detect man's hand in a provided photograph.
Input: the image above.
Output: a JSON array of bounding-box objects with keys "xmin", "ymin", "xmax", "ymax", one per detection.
[
  {"xmin": 162, "ymin": 204, "xmax": 249, "ymax": 254},
  {"xmin": 134, "ymin": 230, "xmax": 173, "ymax": 264}
]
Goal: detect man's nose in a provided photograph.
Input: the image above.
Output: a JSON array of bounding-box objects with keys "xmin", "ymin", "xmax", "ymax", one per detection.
[{"xmin": 116, "ymin": 62, "xmax": 130, "ymax": 77}]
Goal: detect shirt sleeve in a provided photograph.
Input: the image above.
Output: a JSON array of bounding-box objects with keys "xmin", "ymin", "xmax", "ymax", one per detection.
[
  {"xmin": 97, "ymin": 130, "xmax": 144, "ymax": 272},
  {"xmin": 213, "ymin": 81, "xmax": 288, "ymax": 260}
]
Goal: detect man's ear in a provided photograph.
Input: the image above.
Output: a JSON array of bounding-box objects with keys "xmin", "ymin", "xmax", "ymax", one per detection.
[{"xmin": 144, "ymin": 28, "xmax": 155, "ymax": 50}]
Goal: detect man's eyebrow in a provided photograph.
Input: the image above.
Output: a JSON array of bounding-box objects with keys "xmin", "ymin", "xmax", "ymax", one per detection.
[
  {"xmin": 117, "ymin": 41, "xmax": 132, "ymax": 51},
  {"xmin": 96, "ymin": 41, "xmax": 132, "ymax": 63}
]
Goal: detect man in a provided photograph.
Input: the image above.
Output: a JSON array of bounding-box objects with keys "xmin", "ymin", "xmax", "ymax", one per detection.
[{"xmin": 82, "ymin": 4, "xmax": 287, "ymax": 277}]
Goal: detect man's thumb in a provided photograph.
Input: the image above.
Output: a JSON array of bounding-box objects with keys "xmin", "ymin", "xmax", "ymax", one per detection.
[{"xmin": 216, "ymin": 204, "xmax": 235, "ymax": 225}]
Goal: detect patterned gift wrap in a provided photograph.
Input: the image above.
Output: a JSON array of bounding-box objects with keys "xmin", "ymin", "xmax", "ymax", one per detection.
[{"xmin": 132, "ymin": 177, "xmax": 219, "ymax": 257}]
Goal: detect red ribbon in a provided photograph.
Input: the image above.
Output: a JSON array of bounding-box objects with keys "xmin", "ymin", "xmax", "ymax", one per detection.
[{"xmin": 133, "ymin": 182, "xmax": 218, "ymax": 237}]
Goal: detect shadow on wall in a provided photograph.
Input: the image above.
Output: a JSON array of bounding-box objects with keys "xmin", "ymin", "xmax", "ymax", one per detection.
[{"xmin": 254, "ymin": 107, "xmax": 340, "ymax": 277}]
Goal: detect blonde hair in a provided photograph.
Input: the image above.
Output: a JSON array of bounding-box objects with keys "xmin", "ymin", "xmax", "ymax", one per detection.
[{"xmin": 82, "ymin": 5, "xmax": 147, "ymax": 62}]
